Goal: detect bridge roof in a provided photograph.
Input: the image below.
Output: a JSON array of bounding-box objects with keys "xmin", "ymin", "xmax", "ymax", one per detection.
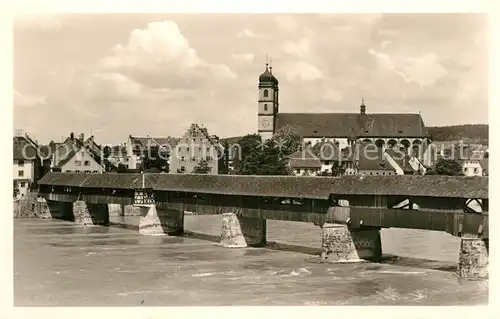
[
  {"xmin": 38, "ymin": 172, "xmax": 143, "ymax": 189},
  {"xmin": 38, "ymin": 172, "xmax": 91, "ymax": 187},
  {"xmin": 38, "ymin": 173, "xmax": 488, "ymax": 199},
  {"xmin": 146, "ymin": 174, "xmax": 488, "ymax": 199},
  {"xmin": 81, "ymin": 173, "xmax": 143, "ymax": 189}
]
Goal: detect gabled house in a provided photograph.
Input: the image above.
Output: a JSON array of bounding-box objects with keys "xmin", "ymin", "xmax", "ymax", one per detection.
[
  {"xmin": 13, "ymin": 134, "xmax": 47, "ymax": 198},
  {"xmin": 455, "ymin": 145, "xmax": 484, "ymax": 177},
  {"xmin": 287, "ymin": 149, "xmax": 322, "ymax": 176},
  {"xmin": 50, "ymin": 134, "xmax": 105, "ymax": 173},
  {"xmin": 384, "ymin": 148, "xmax": 425, "ymax": 175},
  {"xmin": 341, "ymin": 142, "xmax": 422, "ymax": 176},
  {"xmin": 126, "ymin": 135, "xmax": 179, "ymax": 170},
  {"xmin": 170, "ymin": 124, "xmax": 223, "ymax": 174}
]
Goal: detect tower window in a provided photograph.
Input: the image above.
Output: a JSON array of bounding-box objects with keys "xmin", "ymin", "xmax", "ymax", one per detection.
[
  {"xmin": 264, "ymin": 104, "xmax": 268, "ymax": 111},
  {"xmin": 263, "ymin": 89, "xmax": 269, "ymax": 98}
]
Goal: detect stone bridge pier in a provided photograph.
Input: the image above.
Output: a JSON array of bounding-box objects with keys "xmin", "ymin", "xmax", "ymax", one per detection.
[
  {"xmin": 320, "ymin": 224, "xmax": 382, "ymax": 262},
  {"xmin": 134, "ymin": 202, "xmax": 184, "ymax": 236},
  {"xmin": 220, "ymin": 213, "xmax": 267, "ymax": 248},
  {"xmin": 72, "ymin": 200, "xmax": 110, "ymax": 226},
  {"xmin": 458, "ymin": 237, "xmax": 489, "ymax": 279}
]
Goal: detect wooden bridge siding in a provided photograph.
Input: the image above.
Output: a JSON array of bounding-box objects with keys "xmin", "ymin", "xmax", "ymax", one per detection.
[{"xmin": 159, "ymin": 201, "xmax": 328, "ymax": 224}]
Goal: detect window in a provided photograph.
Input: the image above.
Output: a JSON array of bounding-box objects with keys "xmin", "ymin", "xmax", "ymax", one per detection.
[
  {"xmin": 187, "ymin": 147, "xmax": 190, "ymax": 151},
  {"xmin": 263, "ymin": 89, "xmax": 269, "ymax": 97},
  {"xmin": 84, "ymin": 160, "xmax": 90, "ymax": 166},
  {"xmin": 206, "ymin": 147, "xmax": 210, "ymax": 152},
  {"xmin": 20, "ymin": 182, "xmax": 26, "ymax": 187},
  {"xmin": 206, "ymin": 156, "xmax": 212, "ymax": 161},
  {"xmin": 18, "ymin": 160, "xmax": 24, "ymax": 167},
  {"xmin": 192, "ymin": 157, "xmax": 196, "ymax": 162},
  {"xmin": 180, "ymin": 166, "xmax": 185, "ymax": 173},
  {"xmin": 66, "ymin": 170, "xmax": 72, "ymax": 172},
  {"xmin": 18, "ymin": 171, "xmax": 24, "ymax": 177},
  {"xmin": 93, "ymin": 171, "xmax": 99, "ymax": 173},
  {"xmin": 198, "ymin": 147, "xmax": 202, "ymax": 152},
  {"xmin": 264, "ymin": 104, "xmax": 268, "ymax": 111},
  {"xmin": 474, "ymin": 168, "xmax": 479, "ymax": 174},
  {"xmin": 75, "ymin": 160, "xmax": 82, "ymax": 166},
  {"xmin": 181, "ymin": 156, "xmax": 185, "ymax": 162},
  {"xmin": 84, "ymin": 170, "xmax": 91, "ymax": 173},
  {"xmin": 76, "ymin": 170, "xmax": 81, "ymax": 173},
  {"xmin": 178, "ymin": 147, "xmax": 181, "ymax": 152},
  {"xmin": 296, "ymin": 169, "xmax": 301, "ymax": 173},
  {"xmin": 207, "ymin": 167, "xmax": 212, "ymax": 172}
]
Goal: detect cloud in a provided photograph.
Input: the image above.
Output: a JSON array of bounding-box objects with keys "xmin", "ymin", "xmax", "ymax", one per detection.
[
  {"xmin": 321, "ymin": 89, "xmax": 343, "ymax": 103},
  {"xmin": 237, "ymin": 28, "xmax": 259, "ymax": 38},
  {"xmin": 274, "ymin": 16, "xmax": 297, "ymax": 30},
  {"xmin": 13, "ymin": 91, "xmax": 47, "ymax": 107},
  {"xmin": 13, "ymin": 14, "xmax": 488, "ymax": 143},
  {"xmin": 282, "ymin": 62, "xmax": 323, "ymax": 82},
  {"xmin": 368, "ymin": 48, "xmax": 447, "ymax": 87},
  {"xmin": 15, "ymin": 14, "xmax": 63, "ymax": 31},
  {"xmin": 281, "ymin": 38, "xmax": 312, "ymax": 56},
  {"xmin": 100, "ymin": 20, "xmax": 236, "ymax": 90},
  {"xmin": 231, "ymin": 52, "xmax": 255, "ymax": 62}
]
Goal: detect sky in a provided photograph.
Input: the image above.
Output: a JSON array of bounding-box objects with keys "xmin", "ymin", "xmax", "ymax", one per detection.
[{"xmin": 13, "ymin": 13, "xmax": 488, "ymax": 145}]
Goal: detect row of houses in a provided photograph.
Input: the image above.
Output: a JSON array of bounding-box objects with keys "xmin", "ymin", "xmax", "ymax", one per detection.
[
  {"xmin": 14, "ymin": 124, "xmax": 488, "ymax": 197},
  {"xmin": 13, "ymin": 132, "xmax": 106, "ymax": 198},
  {"xmin": 287, "ymin": 139, "xmax": 488, "ymax": 177}
]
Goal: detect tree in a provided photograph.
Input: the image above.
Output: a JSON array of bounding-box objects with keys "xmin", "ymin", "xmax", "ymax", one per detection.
[
  {"xmin": 427, "ymin": 158, "xmax": 464, "ymax": 176},
  {"xmin": 218, "ymin": 141, "xmax": 230, "ymax": 174},
  {"xmin": 193, "ymin": 159, "xmax": 211, "ymax": 174},
  {"xmin": 232, "ymin": 134, "xmax": 262, "ymax": 173},
  {"xmin": 238, "ymin": 138, "xmax": 291, "ymax": 175},
  {"xmin": 271, "ymin": 125, "xmax": 303, "ymax": 156},
  {"xmin": 140, "ymin": 146, "xmax": 169, "ymax": 173}
]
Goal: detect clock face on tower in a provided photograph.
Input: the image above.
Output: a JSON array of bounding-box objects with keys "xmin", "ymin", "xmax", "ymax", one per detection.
[{"xmin": 262, "ymin": 119, "xmax": 269, "ymax": 128}]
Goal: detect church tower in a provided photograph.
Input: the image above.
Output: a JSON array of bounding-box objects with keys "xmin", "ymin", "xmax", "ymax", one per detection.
[{"xmin": 257, "ymin": 61, "xmax": 279, "ymax": 141}]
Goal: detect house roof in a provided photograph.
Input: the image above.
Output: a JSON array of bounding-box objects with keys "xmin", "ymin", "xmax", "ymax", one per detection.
[
  {"xmin": 129, "ymin": 136, "xmax": 179, "ymax": 149},
  {"xmin": 288, "ymin": 150, "xmax": 321, "ymax": 169},
  {"xmin": 311, "ymin": 141, "xmax": 348, "ymax": 161},
  {"xmin": 276, "ymin": 113, "xmax": 428, "ymax": 138},
  {"xmin": 385, "ymin": 149, "xmax": 416, "ymax": 173},
  {"xmin": 219, "ymin": 136, "xmax": 244, "ymax": 146},
  {"xmin": 13, "ymin": 136, "xmax": 41, "ymax": 161},
  {"xmin": 355, "ymin": 144, "xmax": 395, "ymax": 171},
  {"xmin": 51, "ymin": 136, "xmax": 105, "ymax": 168}
]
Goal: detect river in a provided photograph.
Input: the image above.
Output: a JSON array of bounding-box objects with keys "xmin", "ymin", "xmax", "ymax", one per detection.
[{"xmin": 14, "ymin": 215, "xmax": 488, "ymax": 306}]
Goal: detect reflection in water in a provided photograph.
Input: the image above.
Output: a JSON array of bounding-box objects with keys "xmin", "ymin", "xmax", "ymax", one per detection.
[{"xmin": 14, "ymin": 216, "xmax": 488, "ymax": 306}]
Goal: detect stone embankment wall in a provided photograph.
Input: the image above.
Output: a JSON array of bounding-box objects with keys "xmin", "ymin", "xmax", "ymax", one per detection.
[{"xmin": 13, "ymin": 193, "xmax": 51, "ymax": 219}]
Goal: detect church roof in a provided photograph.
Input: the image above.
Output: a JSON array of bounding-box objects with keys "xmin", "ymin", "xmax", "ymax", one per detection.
[
  {"xmin": 276, "ymin": 113, "xmax": 428, "ymax": 138},
  {"xmin": 259, "ymin": 64, "xmax": 278, "ymax": 85}
]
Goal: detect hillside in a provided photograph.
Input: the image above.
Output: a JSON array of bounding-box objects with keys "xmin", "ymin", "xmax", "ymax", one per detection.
[{"xmin": 427, "ymin": 124, "xmax": 488, "ymax": 144}]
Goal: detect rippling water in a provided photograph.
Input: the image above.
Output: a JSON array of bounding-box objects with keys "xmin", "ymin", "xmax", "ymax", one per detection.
[{"xmin": 14, "ymin": 216, "xmax": 488, "ymax": 306}]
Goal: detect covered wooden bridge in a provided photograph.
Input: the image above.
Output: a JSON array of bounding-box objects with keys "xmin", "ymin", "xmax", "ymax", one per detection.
[{"xmin": 36, "ymin": 172, "xmax": 489, "ymax": 279}]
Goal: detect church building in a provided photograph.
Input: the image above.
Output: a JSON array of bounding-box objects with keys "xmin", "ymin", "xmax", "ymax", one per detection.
[{"xmin": 256, "ymin": 63, "xmax": 430, "ymax": 158}]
